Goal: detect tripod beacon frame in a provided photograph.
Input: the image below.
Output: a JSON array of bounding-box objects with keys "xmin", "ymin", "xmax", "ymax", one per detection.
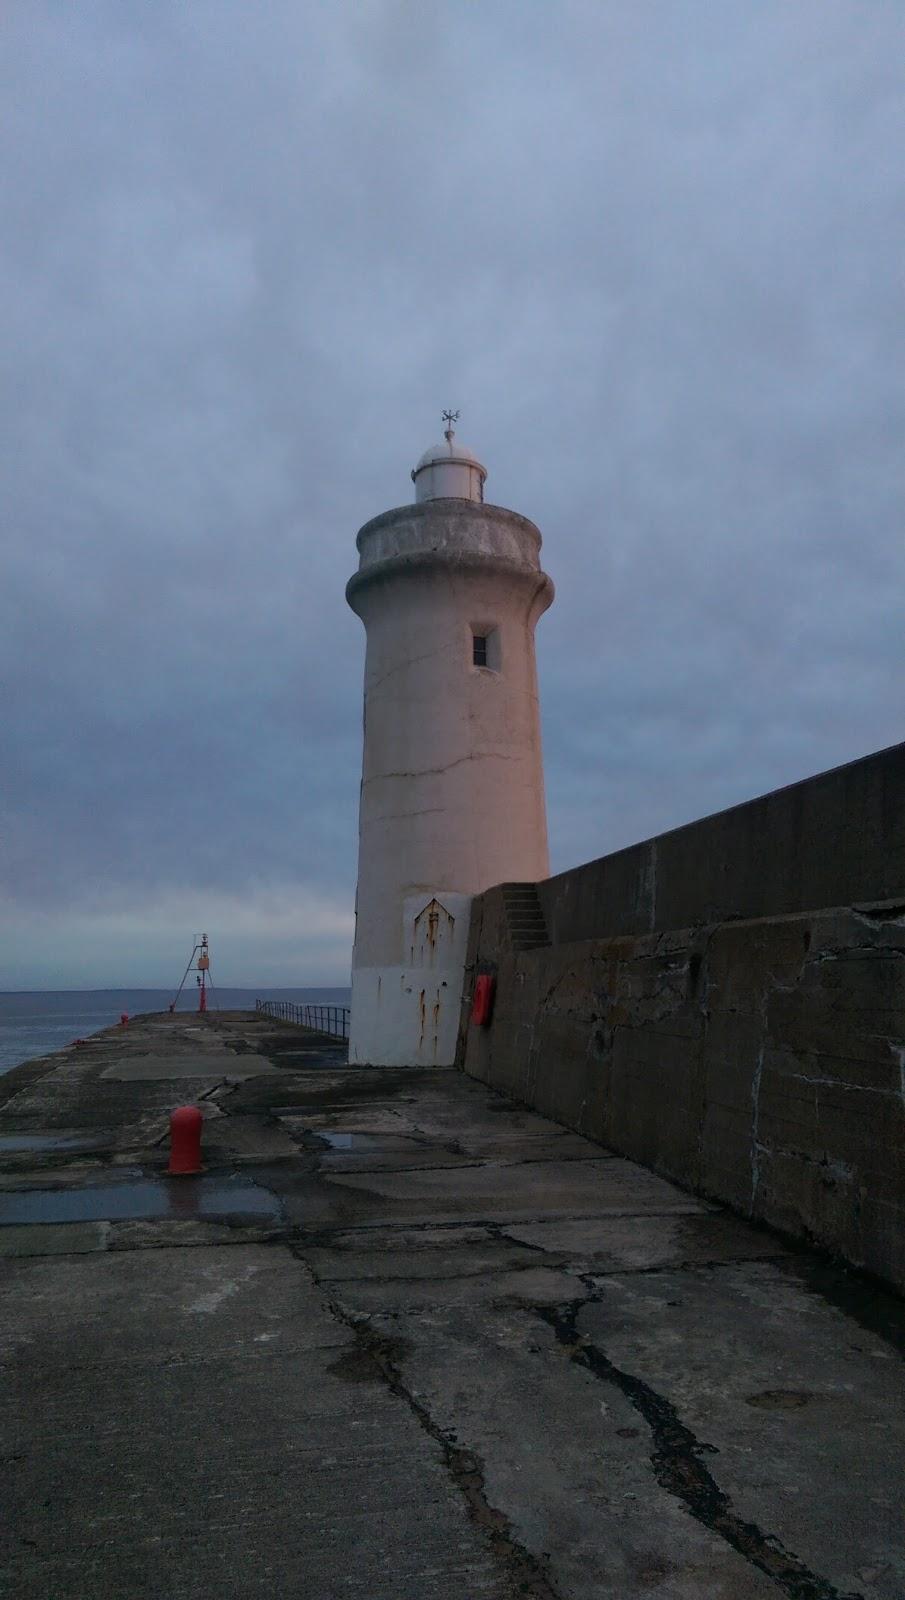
[{"xmin": 170, "ymin": 934, "xmax": 216, "ymax": 1014}]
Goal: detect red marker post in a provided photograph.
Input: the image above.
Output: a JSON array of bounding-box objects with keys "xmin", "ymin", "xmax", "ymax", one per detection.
[{"xmin": 168, "ymin": 1106, "xmax": 203, "ymax": 1175}]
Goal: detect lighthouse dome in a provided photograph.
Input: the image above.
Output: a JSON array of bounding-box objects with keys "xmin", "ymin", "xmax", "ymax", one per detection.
[{"xmin": 411, "ymin": 419, "xmax": 487, "ymax": 504}]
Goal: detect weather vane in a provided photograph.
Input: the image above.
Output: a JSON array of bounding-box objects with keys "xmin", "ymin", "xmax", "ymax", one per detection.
[{"xmin": 442, "ymin": 408, "xmax": 459, "ymax": 437}]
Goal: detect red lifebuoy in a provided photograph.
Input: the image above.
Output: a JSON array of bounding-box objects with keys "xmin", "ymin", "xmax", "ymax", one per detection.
[{"xmin": 470, "ymin": 973, "xmax": 495, "ymax": 1026}]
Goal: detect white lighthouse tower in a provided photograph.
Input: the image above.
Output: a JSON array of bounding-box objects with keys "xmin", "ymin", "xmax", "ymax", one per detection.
[{"xmin": 346, "ymin": 414, "xmax": 554, "ymax": 1066}]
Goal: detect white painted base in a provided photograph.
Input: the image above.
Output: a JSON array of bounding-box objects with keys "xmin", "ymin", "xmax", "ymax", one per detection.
[
  {"xmin": 348, "ymin": 964, "xmax": 464, "ymax": 1066},
  {"xmin": 349, "ymin": 891, "xmax": 471, "ymax": 1067}
]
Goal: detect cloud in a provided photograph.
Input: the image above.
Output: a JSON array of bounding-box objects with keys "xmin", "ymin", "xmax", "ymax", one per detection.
[
  {"xmin": 1, "ymin": 1, "xmax": 902, "ymax": 983},
  {"xmin": 0, "ymin": 882, "xmax": 354, "ymax": 989}
]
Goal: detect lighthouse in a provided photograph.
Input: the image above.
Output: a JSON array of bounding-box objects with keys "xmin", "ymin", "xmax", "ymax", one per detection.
[{"xmin": 346, "ymin": 415, "xmax": 554, "ymax": 1066}]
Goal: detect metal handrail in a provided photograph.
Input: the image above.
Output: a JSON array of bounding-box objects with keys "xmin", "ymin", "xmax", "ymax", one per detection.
[{"xmin": 255, "ymin": 999, "xmax": 350, "ymax": 1041}]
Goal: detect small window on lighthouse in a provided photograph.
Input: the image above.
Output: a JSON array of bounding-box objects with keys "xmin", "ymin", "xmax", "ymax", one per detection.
[{"xmin": 471, "ymin": 627, "xmax": 501, "ymax": 671}]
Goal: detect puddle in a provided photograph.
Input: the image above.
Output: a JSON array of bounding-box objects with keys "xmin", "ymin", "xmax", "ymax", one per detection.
[
  {"xmin": 319, "ymin": 1131, "xmax": 359, "ymax": 1150},
  {"xmin": 314, "ymin": 1131, "xmax": 418, "ymax": 1153},
  {"xmin": 0, "ymin": 1175, "xmax": 282, "ymax": 1226},
  {"xmin": 0, "ymin": 1133, "xmax": 102, "ymax": 1154}
]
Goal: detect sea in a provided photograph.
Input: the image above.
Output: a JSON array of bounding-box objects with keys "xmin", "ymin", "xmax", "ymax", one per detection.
[{"xmin": 0, "ymin": 988, "xmax": 352, "ymax": 1076}]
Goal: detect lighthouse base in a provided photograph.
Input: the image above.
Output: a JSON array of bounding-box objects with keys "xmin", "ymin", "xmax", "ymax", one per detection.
[
  {"xmin": 347, "ymin": 967, "xmax": 462, "ymax": 1066},
  {"xmin": 348, "ymin": 892, "xmax": 471, "ymax": 1067}
]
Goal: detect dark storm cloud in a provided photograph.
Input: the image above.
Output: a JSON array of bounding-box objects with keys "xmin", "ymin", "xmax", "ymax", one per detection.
[{"xmin": 1, "ymin": 1, "xmax": 903, "ymax": 984}]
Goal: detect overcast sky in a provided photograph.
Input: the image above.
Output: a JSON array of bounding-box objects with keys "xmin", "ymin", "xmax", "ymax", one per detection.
[{"xmin": 2, "ymin": 1, "xmax": 903, "ymax": 988}]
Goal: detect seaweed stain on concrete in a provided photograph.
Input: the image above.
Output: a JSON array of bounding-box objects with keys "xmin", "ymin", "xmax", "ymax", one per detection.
[
  {"xmin": 537, "ymin": 1293, "xmax": 865, "ymax": 1600},
  {"xmin": 745, "ymin": 1389, "xmax": 815, "ymax": 1410}
]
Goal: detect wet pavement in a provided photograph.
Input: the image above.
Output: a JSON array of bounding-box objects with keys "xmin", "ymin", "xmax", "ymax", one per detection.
[
  {"xmin": 1, "ymin": 1011, "xmax": 903, "ymax": 1599},
  {"xmin": 0, "ymin": 1132, "xmax": 101, "ymax": 1153},
  {"xmin": 0, "ymin": 1173, "xmax": 281, "ymax": 1225}
]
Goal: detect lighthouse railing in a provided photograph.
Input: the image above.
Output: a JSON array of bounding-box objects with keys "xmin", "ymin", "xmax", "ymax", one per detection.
[{"xmin": 254, "ymin": 999, "xmax": 350, "ymax": 1041}]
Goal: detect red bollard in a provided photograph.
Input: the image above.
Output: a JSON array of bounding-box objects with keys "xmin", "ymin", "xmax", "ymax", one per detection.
[
  {"xmin": 168, "ymin": 1106, "xmax": 203, "ymax": 1175},
  {"xmin": 120, "ymin": 1013, "xmax": 129, "ymax": 1027}
]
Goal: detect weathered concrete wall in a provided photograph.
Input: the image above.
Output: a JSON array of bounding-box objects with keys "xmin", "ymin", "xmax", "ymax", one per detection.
[
  {"xmin": 462, "ymin": 743, "xmax": 905, "ymax": 1291},
  {"xmin": 536, "ymin": 739, "xmax": 905, "ymax": 942}
]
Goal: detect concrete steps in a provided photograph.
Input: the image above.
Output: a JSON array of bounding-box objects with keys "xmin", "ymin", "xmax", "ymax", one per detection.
[{"xmin": 501, "ymin": 883, "xmax": 549, "ymax": 951}]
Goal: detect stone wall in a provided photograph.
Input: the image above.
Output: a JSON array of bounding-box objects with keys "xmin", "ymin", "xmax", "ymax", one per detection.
[{"xmin": 460, "ymin": 743, "xmax": 905, "ymax": 1290}]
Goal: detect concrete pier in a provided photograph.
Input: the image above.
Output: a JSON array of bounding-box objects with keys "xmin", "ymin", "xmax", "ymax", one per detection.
[{"xmin": 1, "ymin": 1011, "xmax": 903, "ymax": 1598}]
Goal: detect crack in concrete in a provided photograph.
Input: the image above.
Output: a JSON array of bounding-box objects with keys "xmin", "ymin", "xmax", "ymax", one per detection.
[
  {"xmin": 148, "ymin": 1078, "xmax": 229, "ymax": 1148},
  {"xmin": 807, "ymin": 944, "xmax": 905, "ymax": 964},
  {"xmin": 312, "ymin": 1152, "xmax": 618, "ymax": 1178},
  {"xmin": 691, "ymin": 927, "xmax": 717, "ymax": 1181},
  {"xmin": 537, "ymin": 1292, "xmax": 865, "ymax": 1600},
  {"xmin": 291, "ymin": 1208, "xmax": 711, "ymax": 1246},
  {"xmin": 486, "ymin": 1221, "xmax": 556, "ymax": 1255},
  {"xmin": 783, "ymin": 1072, "xmax": 898, "ymax": 1096},
  {"xmin": 647, "ymin": 838, "xmax": 658, "ymax": 933},
  {"xmin": 318, "ymin": 1262, "xmax": 550, "ymax": 1286},
  {"xmin": 851, "ymin": 903, "xmax": 905, "ymax": 928},
  {"xmin": 586, "ymin": 1253, "xmax": 791, "ymax": 1276},
  {"xmin": 363, "ymin": 751, "xmax": 519, "ymax": 783},
  {"xmin": 893, "ymin": 1043, "xmax": 905, "ymax": 1111},
  {"xmin": 365, "ymin": 643, "xmax": 449, "ymax": 697},
  {"xmin": 750, "ymin": 994, "xmax": 767, "ymax": 1213},
  {"xmin": 290, "ymin": 1242, "xmax": 563, "ymax": 1600}
]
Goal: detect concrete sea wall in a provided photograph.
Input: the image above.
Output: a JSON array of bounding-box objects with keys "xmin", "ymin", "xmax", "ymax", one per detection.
[{"xmin": 461, "ymin": 742, "xmax": 905, "ymax": 1290}]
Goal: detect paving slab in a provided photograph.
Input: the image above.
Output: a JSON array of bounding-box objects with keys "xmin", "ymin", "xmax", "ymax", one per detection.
[
  {"xmin": 0, "ymin": 1221, "xmax": 110, "ymax": 1256},
  {"xmin": 317, "ymin": 1155, "xmax": 713, "ymax": 1225},
  {"xmin": 0, "ymin": 1247, "xmax": 502, "ymax": 1600},
  {"xmin": 100, "ymin": 1051, "xmax": 277, "ymax": 1080},
  {"xmin": 504, "ymin": 1211, "xmax": 795, "ymax": 1271},
  {"xmin": 577, "ymin": 1263, "xmax": 905, "ymax": 1597},
  {"xmin": 287, "ymin": 1122, "xmax": 610, "ymax": 1171}
]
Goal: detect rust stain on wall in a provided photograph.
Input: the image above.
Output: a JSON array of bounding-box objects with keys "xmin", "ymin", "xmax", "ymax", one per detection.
[{"xmin": 413, "ymin": 898, "xmax": 456, "ymax": 967}]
